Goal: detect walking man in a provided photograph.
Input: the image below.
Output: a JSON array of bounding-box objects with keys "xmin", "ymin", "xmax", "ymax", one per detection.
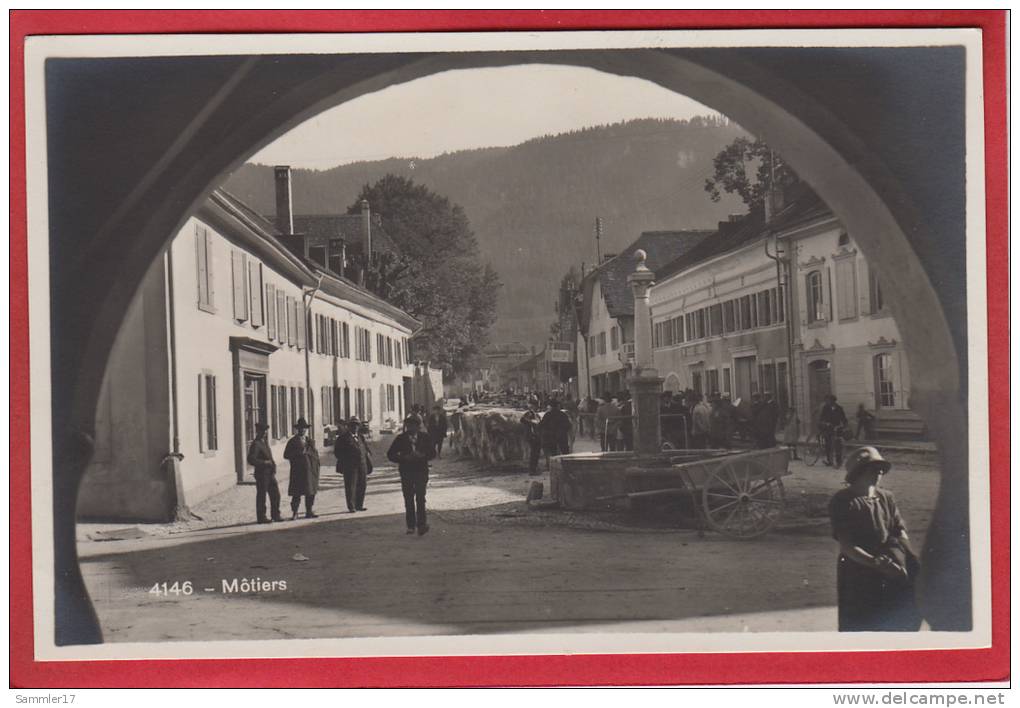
[
  {"xmin": 521, "ymin": 402, "xmax": 542, "ymax": 476},
  {"xmin": 334, "ymin": 416, "xmax": 372, "ymax": 512},
  {"xmin": 538, "ymin": 399, "xmax": 573, "ymax": 460},
  {"xmin": 387, "ymin": 415, "xmax": 436, "ymax": 536},
  {"xmin": 284, "ymin": 417, "xmax": 320, "ymax": 519},
  {"xmin": 426, "ymin": 403, "xmax": 449, "ymax": 459},
  {"xmin": 247, "ymin": 422, "xmax": 282, "ymax": 524}
]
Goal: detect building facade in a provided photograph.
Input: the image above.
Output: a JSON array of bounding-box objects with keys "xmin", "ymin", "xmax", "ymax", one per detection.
[
  {"xmin": 78, "ymin": 187, "xmax": 418, "ymax": 521},
  {"xmin": 650, "ymin": 216, "xmax": 793, "ymax": 410},
  {"xmin": 649, "ymin": 187, "xmax": 922, "ymax": 437},
  {"xmin": 577, "ymin": 230, "xmax": 712, "ymax": 400},
  {"xmin": 781, "ymin": 207, "xmax": 917, "ymax": 433}
]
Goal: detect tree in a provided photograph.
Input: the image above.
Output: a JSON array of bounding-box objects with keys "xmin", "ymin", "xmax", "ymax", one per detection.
[
  {"xmin": 704, "ymin": 137, "xmax": 797, "ymax": 210},
  {"xmin": 347, "ymin": 175, "xmax": 502, "ymax": 373}
]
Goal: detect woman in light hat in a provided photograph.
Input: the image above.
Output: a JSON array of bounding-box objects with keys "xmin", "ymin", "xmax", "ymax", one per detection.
[
  {"xmin": 284, "ymin": 417, "xmax": 320, "ymax": 520},
  {"xmin": 828, "ymin": 446, "xmax": 921, "ymax": 631}
]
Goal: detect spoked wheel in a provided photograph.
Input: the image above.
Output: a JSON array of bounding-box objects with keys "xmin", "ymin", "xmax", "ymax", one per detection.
[
  {"xmin": 804, "ymin": 435, "xmax": 824, "ymax": 467},
  {"xmin": 702, "ymin": 457, "xmax": 786, "ymax": 538}
]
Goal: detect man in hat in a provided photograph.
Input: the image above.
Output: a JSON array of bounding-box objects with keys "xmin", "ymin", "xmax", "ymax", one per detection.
[
  {"xmin": 818, "ymin": 394, "xmax": 849, "ymax": 466},
  {"xmin": 334, "ymin": 415, "xmax": 373, "ymax": 512},
  {"xmin": 520, "ymin": 400, "xmax": 542, "ymax": 476},
  {"xmin": 387, "ymin": 415, "xmax": 435, "ymax": 535},
  {"xmin": 426, "ymin": 403, "xmax": 449, "ymax": 459},
  {"xmin": 538, "ymin": 399, "xmax": 573, "ymax": 459},
  {"xmin": 246, "ymin": 422, "xmax": 282, "ymax": 524},
  {"xmin": 284, "ymin": 417, "xmax": 320, "ymax": 519}
]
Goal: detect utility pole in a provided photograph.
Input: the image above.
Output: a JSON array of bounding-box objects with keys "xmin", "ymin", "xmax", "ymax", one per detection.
[{"xmin": 595, "ymin": 217, "xmax": 603, "ymax": 265}]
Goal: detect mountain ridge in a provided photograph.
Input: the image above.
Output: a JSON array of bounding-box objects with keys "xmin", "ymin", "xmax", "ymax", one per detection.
[{"xmin": 224, "ymin": 117, "xmax": 748, "ymax": 345}]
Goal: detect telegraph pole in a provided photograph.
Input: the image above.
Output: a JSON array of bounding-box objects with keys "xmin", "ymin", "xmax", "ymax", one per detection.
[{"xmin": 595, "ymin": 217, "xmax": 603, "ymax": 265}]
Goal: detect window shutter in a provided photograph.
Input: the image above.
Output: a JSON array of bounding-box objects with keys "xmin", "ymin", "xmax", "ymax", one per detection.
[
  {"xmin": 249, "ymin": 261, "xmax": 264, "ymax": 327},
  {"xmin": 285, "ymin": 295, "xmax": 294, "ymax": 345},
  {"xmin": 799, "ymin": 274, "xmax": 810, "ymax": 325},
  {"xmin": 266, "ymin": 284, "xmax": 276, "ymax": 339},
  {"xmin": 195, "ymin": 226, "xmax": 209, "ymax": 308},
  {"xmin": 231, "ymin": 251, "xmax": 244, "ymax": 320},
  {"xmin": 822, "ymin": 266, "xmax": 833, "ymax": 321},
  {"xmin": 296, "ymin": 300, "xmax": 305, "ymax": 349},
  {"xmin": 277, "ymin": 290, "xmax": 287, "ymax": 342},
  {"xmin": 204, "ymin": 229, "xmax": 215, "ymax": 306},
  {"xmin": 197, "ymin": 374, "xmax": 206, "ymax": 452},
  {"xmin": 859, "ymin": 260, "xmax": 872, "ymax": 315}
]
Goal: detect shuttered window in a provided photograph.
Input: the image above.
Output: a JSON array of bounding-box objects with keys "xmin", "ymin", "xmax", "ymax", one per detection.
[
  {"xmin": 248, "ymin": 261, "xmax": 264, "ymax": 327},
  {"xmin": 195, "ymin": 225, "xmax": 215, "ymax": 313},
  {"xmin": 295, "ymin": 300, "xmax": 305, "ymax": 350},
  {"xmin": 231, "ymin": 250, "xmax": 249, "ymax": 321},
  {"xmin": 266, "ymin": 284, "xmax": 277, "ymax": 339},
  {"xmin": 198, "ymin": 373, "xmax": 218, "ymax": 452},
  {"xmin": 286, "ymin": 296, "xmax": 296, "ymax": 345},
  {"xmin": 835, "ymin": 257, "xmax": 859, "ymax": 320}
]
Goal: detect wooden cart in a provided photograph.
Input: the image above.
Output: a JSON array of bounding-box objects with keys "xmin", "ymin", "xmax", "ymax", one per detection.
[{"xmin": 619, "ymin": 448, "xmax": 792, "ymax": 539}]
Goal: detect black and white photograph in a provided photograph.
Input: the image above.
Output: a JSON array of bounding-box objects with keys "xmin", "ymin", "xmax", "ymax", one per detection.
[{"xmin": 23, "ymin": 26, "xmax": 992, "ymax": 665}]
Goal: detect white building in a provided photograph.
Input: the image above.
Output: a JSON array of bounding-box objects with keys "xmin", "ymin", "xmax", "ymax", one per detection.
[
  {"xmin": 78, "ymin": 186, "xmax": 418, "ymax": 521},
  {"xmin": 648, "ymin": 185, "xmax": 924, "ymax": 438},
  {"xmin": 577, "ymin": 230, "xmax": 711, "ymax": 399}
]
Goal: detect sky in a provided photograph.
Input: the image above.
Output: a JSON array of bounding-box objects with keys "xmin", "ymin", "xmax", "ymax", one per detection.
[{"xmin": 249, "ymin": 64, "xmax": 721, "ymax": 170}]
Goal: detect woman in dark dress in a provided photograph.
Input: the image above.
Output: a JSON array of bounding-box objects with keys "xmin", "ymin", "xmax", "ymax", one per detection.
[{"xmin": 828, "ymin": 446, "xmax": 922, "ymax": 632}]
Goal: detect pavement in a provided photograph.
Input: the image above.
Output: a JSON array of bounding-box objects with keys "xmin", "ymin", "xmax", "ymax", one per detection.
[{"xmin": 76, "ymin": 437, "xmax": 940, "ymax": 643}]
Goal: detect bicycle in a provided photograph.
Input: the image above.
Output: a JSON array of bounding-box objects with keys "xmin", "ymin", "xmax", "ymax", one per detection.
[{"xmin": 804, "ymin": 425, "xmax": 847, "ymax": 468}]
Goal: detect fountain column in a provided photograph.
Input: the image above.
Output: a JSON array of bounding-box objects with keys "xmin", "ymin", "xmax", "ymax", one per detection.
[{"xmin": 627, "ymin": 249, "xmax": 664, "ymax": 454}]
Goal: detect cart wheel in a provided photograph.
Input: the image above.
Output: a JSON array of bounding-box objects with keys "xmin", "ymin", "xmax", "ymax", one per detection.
[{"xmin": 702, "ymin": 456, "xmax": 786, "ymax": 539}]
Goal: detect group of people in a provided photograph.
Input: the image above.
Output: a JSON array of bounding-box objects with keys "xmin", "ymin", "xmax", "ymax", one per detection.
[
  {"xmin": 245, "ymin": 407, "xmax": 447, "ymax": 537},
  {"xmin": 520, "ymin": 398, "xmax": 574, "ymax": 475},
  {"xmin": 575, "ymin": 392, "xmax": 634, "ymax": 452}
]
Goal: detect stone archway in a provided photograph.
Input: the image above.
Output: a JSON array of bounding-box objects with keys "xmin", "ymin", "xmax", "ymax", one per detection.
[{"xmin": 45, "ymin": 45, "xmax": 972, "ymax": 643}]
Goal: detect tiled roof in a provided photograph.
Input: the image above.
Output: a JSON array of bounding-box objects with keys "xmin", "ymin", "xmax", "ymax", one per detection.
[
  {"xmin": 655, "ymin": 183, "xmax": 830, "ymax": 283},
  {"xmin": 290, "ymin": 214, "xmax": 400, "ymax": 255},
  {"xmin": 208, "ymin": 188, "xmax": 418, "ymax": 330},
  {"xmin": 582, "ymin": 230, "xmax": 713, "ymax": 321}
]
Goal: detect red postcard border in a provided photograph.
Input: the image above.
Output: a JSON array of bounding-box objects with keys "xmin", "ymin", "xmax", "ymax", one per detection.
[{"xmin": 8, "ymin": 10, "xmax": 1009, "ymax": 687}]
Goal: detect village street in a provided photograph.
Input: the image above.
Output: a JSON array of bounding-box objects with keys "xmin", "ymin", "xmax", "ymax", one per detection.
[{"xmin": 77, "ymin": 439, "xmax": 940, "ymax": 644}]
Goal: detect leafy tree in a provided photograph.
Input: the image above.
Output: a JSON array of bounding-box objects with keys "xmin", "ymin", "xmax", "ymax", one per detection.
[
  {"xmin": 347, "ymin": 175, "xmax": 501, "ymax": 373},
  {"xmin": 704, "ymin": 137, "xmax": 797, "ymax": 209}
]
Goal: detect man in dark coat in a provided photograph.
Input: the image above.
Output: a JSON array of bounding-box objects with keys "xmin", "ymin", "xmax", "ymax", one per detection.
[
  {"xmin": 284, "ymin": 417, "xmax": 320, "ymax": 519},
  {"xmin": 387, "ymin": 415, "xmax": 436, "ymax": 535},
  {"xmin": 520, "ymin": 402, "xmax": 542, "ymax": 476},
  {"xmin": 617, "ymin": 392, "xmax": 634, "ymax": 452},
  {"xmin": 538, "ymin": 399, "xmax": 572, "ymax": 459},
  {"xmin": 426, "ymin": 404, "xmax": 449, "ymax": 459},
  {"xmin": 246, "ymin": 422, "xmax": 282, "ymax": 524},
  {"xmin": 334, "ymin": 416, "xmax": 373, "ymax": 512},
  {"xmin": 753, "ymin": 393, "xmax": 780, "ymax": 449},
  {"xmin": 819, "ymin": 394, "xmax": 850, "ymax": 466}
]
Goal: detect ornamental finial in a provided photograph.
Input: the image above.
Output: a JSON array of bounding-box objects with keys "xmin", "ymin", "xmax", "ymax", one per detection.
[{"xmin": 634, "ymin": 248, "xmax": 649, "ymax": 271}]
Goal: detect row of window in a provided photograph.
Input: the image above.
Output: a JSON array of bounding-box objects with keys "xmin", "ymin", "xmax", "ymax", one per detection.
[
  {"xmin": 685, "ymin": 359, "xmax": 791, "ymax": 412},
  {"xmin": 196, "ymin": 225, "xmax": 410, "ymax": 365},
  {"xmin": 654, "ymin": 286, "xmax": 786, "ymax": 349}
]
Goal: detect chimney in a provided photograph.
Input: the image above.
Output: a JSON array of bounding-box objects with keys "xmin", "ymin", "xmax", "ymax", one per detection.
[
  {"xmin": 360, "ymin": 199, "xmax": 372, "ymax": 258},
  {"xmin": 274, "ymin": 166, "xmax": 294, "ymax": 236}
]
